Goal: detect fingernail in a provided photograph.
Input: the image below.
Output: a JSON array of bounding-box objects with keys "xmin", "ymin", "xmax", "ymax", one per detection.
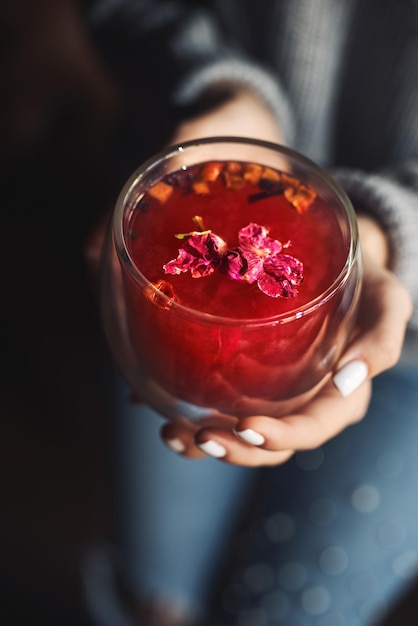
[
  {"xmin": 164, "ymin": 438, "xmax": 186, "ymax": 453},
  {"xmin": 333, "ymin": 359, "xmax": 368, "ymax": 397},
  {"xmin": 197, "ymin": 440, "xmax": 227, "ymax": 458},
  {"xmin": 234, "ymin": 428, "xmax": 265, "ymax": 446}
]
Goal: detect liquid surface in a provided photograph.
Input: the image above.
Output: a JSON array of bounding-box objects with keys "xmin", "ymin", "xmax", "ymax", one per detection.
[{"xmin": 125, "ymin": 161, "xmax": 348, "ymax": 319}]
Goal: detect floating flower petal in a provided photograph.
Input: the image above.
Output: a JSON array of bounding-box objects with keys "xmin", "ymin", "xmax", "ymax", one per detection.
[
  {"xmin": 163, "ymin": 221, "xmax": 304, "ymax": 298},
  {"xmin": 163, "ymin": 231, "xmax": 227, "ymax": 278},
  {"xmin": 238, "ymin": 223, "xmax": 283, "ymax": 255},
  {"xmin": 222, "ymin": 246, "xmax": 263, "ymax": 283},
  {"xmin": 258, "ymin": 253, "xmax": 304, "ymax": 298}
]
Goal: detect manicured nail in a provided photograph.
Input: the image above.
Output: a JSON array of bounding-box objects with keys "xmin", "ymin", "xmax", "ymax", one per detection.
[
  {"xmin": 333, "ymin": 359, "xmax": 368, "ymax": 397},
  {"xmin": 165, "ymin": 438, "xmax": 186, "ymax": 453},
  {"xmin": 234, "ymin": 428, "xmax": 265, "ymax": 446},
  {"xmin": 197, "ymin": 440, "xmax": 227, "ymax": 458}
]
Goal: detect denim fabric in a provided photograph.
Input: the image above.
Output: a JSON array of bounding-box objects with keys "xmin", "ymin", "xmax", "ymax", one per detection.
[
  {"xmin": 208, "ymin": 364, "xmax": 418, "ymax": 625},
  {"xmin": 106, "ymin": 371, "xmax": 257, "ymax": 616},
  {"xmin": 106, "ymin": 363, "xmax": 418, "ymax": 625}
]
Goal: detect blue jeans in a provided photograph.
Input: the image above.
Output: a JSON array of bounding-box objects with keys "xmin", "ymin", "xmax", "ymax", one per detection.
[
  {"xmin": 107, "ymin": 362, "xmax": 418, "ymax": 625},
  {"xmin": 106, "ymin": 369, "xmax": 257, "ymax": 617}
]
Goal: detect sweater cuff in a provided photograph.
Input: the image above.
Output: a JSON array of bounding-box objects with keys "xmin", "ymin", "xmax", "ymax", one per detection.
[
  {"xmin": 332, "ymin": 167, "xmax": 418, "ymax": 329},
  {"xmin": 172, "ymin": 59, "xmax": 296, "ymax": 147}
]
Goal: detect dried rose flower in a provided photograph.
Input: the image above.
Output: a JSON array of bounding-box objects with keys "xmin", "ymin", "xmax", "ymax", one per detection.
[
  {"xmin": 163, "ymin": 221, "xmax": 304, "ymax": 299},
  {"xmin": 258, "ymin": 253, "xmax": 304, "ymax": 298},
  {"xmin": 163, "ymin": 231, "xmax": 227, "ymax": 278}
]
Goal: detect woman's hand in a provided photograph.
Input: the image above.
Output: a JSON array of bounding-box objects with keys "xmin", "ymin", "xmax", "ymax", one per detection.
[
  {"xmin": 160, "ymin": 215, "xmax": 413, "ymax": 466},
  {"xmin": 169, "ymin": 88, "xmax": 285, "ymax": 146},
  {"xmin": 87, "ymin": 86, "xmax": 412, "ymax": 467}
]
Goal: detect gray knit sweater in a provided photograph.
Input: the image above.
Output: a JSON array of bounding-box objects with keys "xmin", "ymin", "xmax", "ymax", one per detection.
[{"xmin": 90, "ymin": 0, "xmax": 418, "ymax": 329}]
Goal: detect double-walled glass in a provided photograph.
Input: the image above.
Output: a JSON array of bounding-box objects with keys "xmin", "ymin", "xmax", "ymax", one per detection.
[{"xmin": 104, "ymin": 137, "xmax": 362, "ymax": 418}]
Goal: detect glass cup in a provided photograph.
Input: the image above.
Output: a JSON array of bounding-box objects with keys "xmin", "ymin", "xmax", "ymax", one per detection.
[{"xmin": 102, "ymin": 137, "xmax": 362, "ymax": 419}]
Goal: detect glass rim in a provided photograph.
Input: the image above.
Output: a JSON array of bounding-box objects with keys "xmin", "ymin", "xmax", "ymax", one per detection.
[{"xmin": 113, "ymin": 136, "xmax": 360, "ymax": 328}]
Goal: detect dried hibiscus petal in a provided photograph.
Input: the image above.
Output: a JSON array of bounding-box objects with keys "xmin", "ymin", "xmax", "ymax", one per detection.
[
  {"xmin": 243, "ymin": 163, "xmax": 263, "ymax": 184},
  {"xmin": 258, "ymin": 254, "xmax": 304, "ymax": 298},
  {"xmin": 148, "ymin": 181, "xmax": 173, "ymax": 203},
  {"xmin": 226, "ymin": 161, "xmax": 243, "ymax": 174},
  {"xmin": 163, "ymin": 220, "xmax": 304, "ymax": 299},
  {"xmin": 238, "ymin": 223, "xmax": 282, "ymax": 256},
  {"xmin": 248, "ymin": 179, "xmax": 285, "ymax": 203},
  {"xmin": 283, "ymin": 181, "xmax": 316, "ymax": 213},
  {"xmin": 163, "ymin": 231, "xmax": 227, "ymax": 278},
  {"xmin": 200, "ymin": 162, "xmax": 223, "ymax": 181},
  {"xmin": 222, "ymin": 246, "xmax": 263, "ymax": 283},
  {"xmin": 223, "ymin": 171, "xmax": 246, "ymax": 190},
  {"xmin": 192, "ymin": 180, "xmax": 210, "ymax": 195},
  {"xmin": 262, "ymin": 166, "xmax": 282, "ymax": 182}
]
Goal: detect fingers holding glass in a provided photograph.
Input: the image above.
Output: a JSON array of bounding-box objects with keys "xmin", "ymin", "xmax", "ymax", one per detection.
[{"xmin": 160, "ymin": 378, "xmax": 371, "ymax": 467}]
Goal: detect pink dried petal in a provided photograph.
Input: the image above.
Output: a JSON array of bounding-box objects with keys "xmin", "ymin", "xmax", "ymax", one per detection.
[
  {"xmin": 258, "ymin": 273, "xmax": 298, "ymax": 298},
  {"xmin": 258, "ymin": 253, "xmax": 304, "ymax": 298},
  {"xmin": 163, "ymin": 248, "xmax": 215, "ymax": 277},
  {"xmin": 163, "ymin": 231, "xmax": 227, "ymax": 278},
  {"xmin": 222, "ymin": 246, "xmax": 263, "ymax": 283},
  {"xmin": 163, "ymin": 220, "xmax": 304, "ymax": 299},
  {"xmin": 187, "ymin": 231, "xmax": 227, "ymax": 258},
  {"xmin": 260, "ymin": 235, "xmax": 282, "ymax": 256},
  {"xmin": 238, "ymin": 223, "xmax": 282, "ymax": 255}
]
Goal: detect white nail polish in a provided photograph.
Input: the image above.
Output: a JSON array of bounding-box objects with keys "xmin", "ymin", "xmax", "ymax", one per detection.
[
  {"xmin": 197, "ymin": 440, "xmax": 227, "ymax": 458},
  {"xmin": 234, "ymin": 428, "xmax": 265, "ymax": 446},
  {"xmin": 333, "ymin": 359, "xmax": 368, "ymax": 397},
  {"xmin": 165, "ymin": 438, "xmax": 186, "ymax": 453}
]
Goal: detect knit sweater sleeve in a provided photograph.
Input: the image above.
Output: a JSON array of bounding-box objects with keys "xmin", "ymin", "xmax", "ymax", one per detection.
[
  {"xmin": 87, "ymin": 0, "xmax": 295, "ymax": 144},
  {"xmin": 87, "ymin": 0, "xmax": 417, "ymax": 330},
  {"xmin": 332, "ymin": 163, "xmax": 418, "ymax": 329}
]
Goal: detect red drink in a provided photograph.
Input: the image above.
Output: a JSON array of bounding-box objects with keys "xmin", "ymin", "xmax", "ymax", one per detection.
[{"xmin": 112, "ymin": 138, "xmax": 361, "ymax": 416}]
